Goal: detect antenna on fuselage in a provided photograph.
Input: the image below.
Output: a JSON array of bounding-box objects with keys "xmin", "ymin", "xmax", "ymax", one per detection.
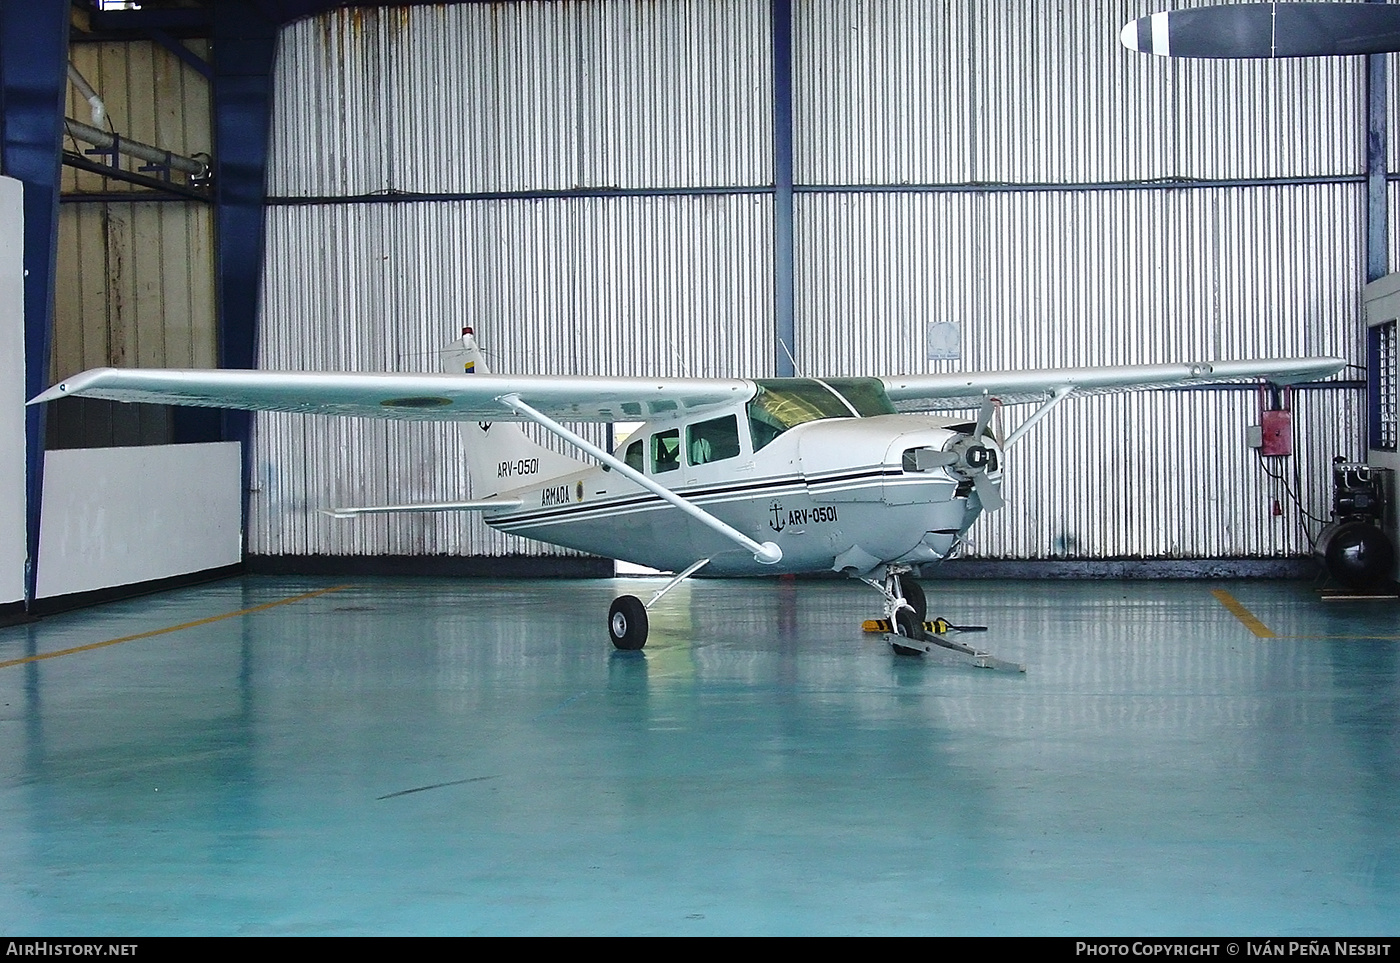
[{"xmin": 778, "ymin": 340, "xmax": 804, "ymax": 378}]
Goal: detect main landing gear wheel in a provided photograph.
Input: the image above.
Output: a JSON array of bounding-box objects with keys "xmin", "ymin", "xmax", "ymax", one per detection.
[
  {"xmin": 892, "ymin": 608, "xmax": 924, "ymax": 657},
  {"xmin": 609, "ymin": 595, "xmax": 649, "ymax": 651}
]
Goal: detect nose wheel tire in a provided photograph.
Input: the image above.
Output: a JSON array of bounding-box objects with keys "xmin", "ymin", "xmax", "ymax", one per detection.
[
  {"xmin": 609, "ymin": 595, "xmax": 649, "ymax": 651},
  {"xmin": 897, "ymin": 575, "xmax": 927, "ymax": 622},
  {"xmin": 892, "ymin": 608, "xmax": 925, "ymax": 657}
]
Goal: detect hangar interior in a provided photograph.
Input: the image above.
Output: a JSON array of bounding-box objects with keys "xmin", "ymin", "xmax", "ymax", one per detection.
[{"xmin": 1, "ymin": 0, "xmax": 1398, "ymax": 935}]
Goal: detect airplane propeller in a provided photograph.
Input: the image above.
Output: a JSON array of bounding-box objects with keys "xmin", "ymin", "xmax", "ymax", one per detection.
[
  {"xmin": 967, "ymin": 394, "xmax": 1004, "ymax": 511},
  {"xmin": 906, "ymin": 394, "xmax": 1005, "ymax": 512},
  {"xmin": 973, "ymin": 392, "xmax": 996, "ymax": 442}
]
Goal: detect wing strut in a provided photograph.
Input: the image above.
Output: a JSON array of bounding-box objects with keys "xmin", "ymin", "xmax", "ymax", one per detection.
[
  {"xmin": 321, "ymin": 498, "xmax": 523, "ymax": 519},
  {"xmin": 496, "ymin": 394, "xmax": 783, "ymax": 566},
  {"xmin": 1004, "ymin": 386, "xmax": 1074, "ymax": 449}
]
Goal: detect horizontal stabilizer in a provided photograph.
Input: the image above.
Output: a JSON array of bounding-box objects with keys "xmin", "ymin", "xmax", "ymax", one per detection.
[
  {"xmin": 1122, "ymin": 3, "xmax": 1400, "ymax": 59},
  {"xmin": 322, "ymin": 498, "xmax": 523, "ymax": 519}
]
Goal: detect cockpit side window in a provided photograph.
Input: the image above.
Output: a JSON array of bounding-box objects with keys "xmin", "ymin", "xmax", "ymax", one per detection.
[
  {"xmin": 687, "ymin": 415, "xmax": 741, "ymax": 466},
  {"xmin": 651, "ymin": 429, "xmax": 681, "ymax": 473},
  {"xmin": 747, "ymin": 380, "xmax": 856, "ymax": 452},
  {"xmin": 624, "ymin": 439, "xmax": 644, "ymax": 472}
]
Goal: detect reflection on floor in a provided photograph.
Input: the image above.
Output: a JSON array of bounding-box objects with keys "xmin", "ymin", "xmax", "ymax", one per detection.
[{"xmin": 1, "ymin": 575, "xmax": 1396, "ymax": 935}]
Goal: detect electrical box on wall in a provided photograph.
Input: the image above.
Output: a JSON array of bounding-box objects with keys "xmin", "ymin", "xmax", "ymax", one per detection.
[
  {"xmin": 1248, "ymin": 387, "xmax": 1293, "ymax": 457},
  {"xmin": 1259, "ymin": 408, "xmax": 1292, "ymax": 456},
  {"xmin": 1362, "ymin": 273, "xmax": 1400, "ymax": 582}
]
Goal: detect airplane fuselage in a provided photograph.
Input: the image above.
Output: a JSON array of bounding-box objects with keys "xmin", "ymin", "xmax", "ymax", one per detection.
[{"xmin": 484, "ymin": 395, "xmax": 1002, "ymax": 576}]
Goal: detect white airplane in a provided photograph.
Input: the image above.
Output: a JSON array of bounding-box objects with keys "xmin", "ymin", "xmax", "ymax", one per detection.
[{"xmin": 31, "ymin": 330, "xmax": 1343, "ymax": 658}]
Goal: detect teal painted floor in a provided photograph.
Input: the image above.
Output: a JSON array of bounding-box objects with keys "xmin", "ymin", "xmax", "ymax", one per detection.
[{"xmin": 0, "ymin": 575, "xmax": 1396, "ymax": 935}]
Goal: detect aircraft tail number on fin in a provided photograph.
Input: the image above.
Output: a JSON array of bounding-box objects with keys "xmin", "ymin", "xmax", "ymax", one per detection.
[{"xmin": 442, "ymin": 326, "xmax": 588, "ymax": 498}]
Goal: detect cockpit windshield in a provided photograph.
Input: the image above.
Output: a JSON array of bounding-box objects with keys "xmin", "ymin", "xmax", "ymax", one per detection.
[
  {"xmin": 747, "ymin": 378, "xmax": 895, "ymax": 451},
  {"xmin": 822, "ymin": 377, "xmax": 897, "ymax": 418}
]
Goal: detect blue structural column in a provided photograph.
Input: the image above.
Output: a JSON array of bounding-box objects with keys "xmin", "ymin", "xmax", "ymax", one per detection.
[
  {"xmin": 772, "ymin": 0, "xmax": 795, "ymax": 377},
  {"xmin": 1, "ymin": 0, "xmax": 70, "ymax": 605},
  {"xmin": 1366, "ymin": 0, "xmax": 1389, "ymax": 283},
  {"xmin": 212, "ymin": 2, "xmax": 278, "ymax": 529}
]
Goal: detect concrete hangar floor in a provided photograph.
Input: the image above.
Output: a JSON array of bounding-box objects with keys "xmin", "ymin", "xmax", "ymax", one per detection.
[{"xmin": 0, "ymin": 573, "xmax": 1396, "ymax": 936}]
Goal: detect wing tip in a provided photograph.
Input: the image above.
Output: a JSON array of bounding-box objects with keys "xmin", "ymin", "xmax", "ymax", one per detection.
[{"xmin": 29, "ymin": 368, "xmax": 121, "ymax": 405}]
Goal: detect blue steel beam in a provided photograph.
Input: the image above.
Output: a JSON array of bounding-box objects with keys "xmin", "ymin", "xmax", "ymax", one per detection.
[
  {"xmin": 1, "ymin": 0, "xmax": 69, "ymax": 605},
  {"xmin": 1366, "ymin": 53, "xmax": 1386, "ymax": 282},
  {"xmin": 148, "ymin": 28, "xmax": 214, "ymax": 82},
  {"xmin": 212, "ymin": 2, "xmax": 279, "ymax": 531},
  {"xmin": 772, "ymin": 0, "xmax": 795, "ymax": 378},
  {"xmin": 1365, "ymin": 0, "xmax": 1389, "ymax": 285}
]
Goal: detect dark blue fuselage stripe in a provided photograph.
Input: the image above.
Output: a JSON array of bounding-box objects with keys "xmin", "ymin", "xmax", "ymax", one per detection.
[{"xmin": 493, "ymin": 467, "xmax": 906, "ymax": 529}]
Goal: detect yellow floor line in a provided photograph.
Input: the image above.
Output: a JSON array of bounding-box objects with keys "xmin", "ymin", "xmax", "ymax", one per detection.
[
  {"xmin": 0, "ymin": 585, "xmax": 352, "ymax": 670},
  {"xmin": 1210, "ymin": 589, "xmax": 1277, "ymax": 639}
]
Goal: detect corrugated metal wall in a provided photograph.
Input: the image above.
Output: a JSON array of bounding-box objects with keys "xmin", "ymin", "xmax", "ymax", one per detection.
[
  {"xmin": 791, "ymin": 0, "xmax": 1367, "ymax": 561},
  {"xmin": 266, "ymin": 0, "xmax": 771, "ymax": 195},
  {"xmin": 254, "ymin": 2, "xmax": 773, "ymax": 557},
  {"xmin": 795, "ymin": 0, "xmax": 1363, "ymax": 185},
  {"xmin": 253, "ymin": 195, "xmax": 773, "ymax": 556},
  {"xmin": 256, "ymin": 0, "xmax": 1371, "ymax": 563},
  {"xmin": 54, "ymin": 40, "xmax": 216, "ymax": 381}
]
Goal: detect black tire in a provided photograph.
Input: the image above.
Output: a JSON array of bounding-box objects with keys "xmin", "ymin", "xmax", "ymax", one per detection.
[
  {"xmin": 608, "ymin": 595, "xmax": 649, "ymax": 651},
  {"xmin": 897, "ymin": 575, "xmax": 927, "ymax": 623},
  {"xmin": 892, "ymin": 608, "xmax": 924, "ymax": 656}
]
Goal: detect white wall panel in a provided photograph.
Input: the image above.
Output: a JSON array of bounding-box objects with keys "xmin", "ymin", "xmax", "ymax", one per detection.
[
  {"xmin": 0, "ymin": 177, "xmax": 24, "ymax": 605},
  {"xmin": 36, "ymin": 443, "xmax": 242, "ymax": 600}
]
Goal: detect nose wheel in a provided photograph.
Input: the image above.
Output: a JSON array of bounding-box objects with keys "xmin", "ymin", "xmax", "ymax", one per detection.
[
  {"xmin": 892, "ymin": 607, "xmax": 924, "ymax": 656},
  {"xmin": 897, "ymin": 574, "xmax": 926, "ymax": 623},
  {"xmin": 862, "ymin": 567, "xmax": 928, "ymax": 656}
]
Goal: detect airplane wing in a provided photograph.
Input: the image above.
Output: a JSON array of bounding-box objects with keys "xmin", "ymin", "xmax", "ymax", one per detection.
[
  {"xmin": 879, "ymin": 357, "xmax": 1346, "ymax": 412},
  {"xmin": 31, "ymin": 357, "xmax": 1345, "ymax": 421},
  {"xmin": 28, "ymin": 368, "xmax": 753, "ymax": 423}
]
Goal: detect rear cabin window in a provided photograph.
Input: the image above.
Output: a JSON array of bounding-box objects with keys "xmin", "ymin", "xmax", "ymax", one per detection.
[
  {"xmin": 651, "ymin": 429, "xmax": 681, "ymax": 473},
  {"xmin": 687, "ymin": 415, "xmax": 741, "ymax": 466}
]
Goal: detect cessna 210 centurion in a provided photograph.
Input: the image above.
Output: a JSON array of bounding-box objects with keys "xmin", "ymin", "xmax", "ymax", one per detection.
[{"xmin": 32, "ymin": 330, "xmax": 1343, "ymax": 658}]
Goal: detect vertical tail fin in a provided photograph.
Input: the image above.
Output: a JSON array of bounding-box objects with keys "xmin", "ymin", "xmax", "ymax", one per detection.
[{"xmin": 443, "ymin": 327, "xmax": 588, "ymax": 498}]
